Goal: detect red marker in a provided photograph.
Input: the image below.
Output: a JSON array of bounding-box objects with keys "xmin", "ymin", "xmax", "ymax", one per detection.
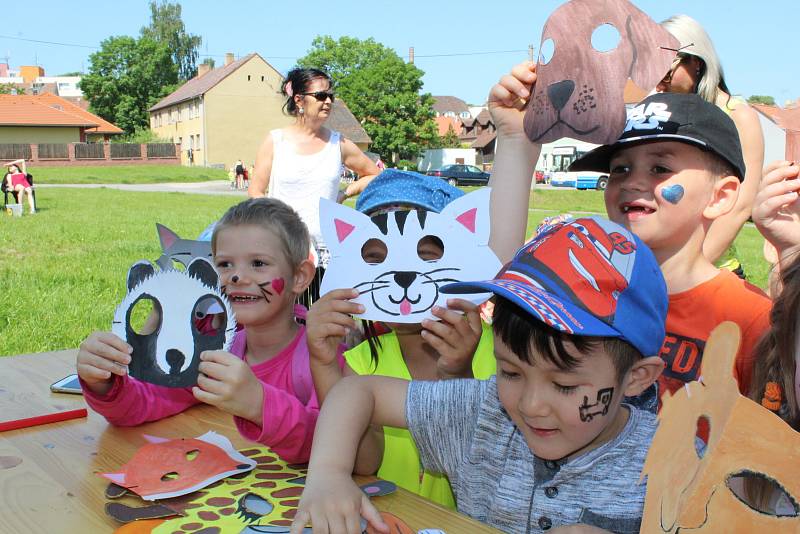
[{"xmin": 0, "ymin": 407, "xmax": 88, "ymax": 432}]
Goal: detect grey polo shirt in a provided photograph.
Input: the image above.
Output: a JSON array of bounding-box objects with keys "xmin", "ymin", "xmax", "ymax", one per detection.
[{"xmin": 406, "ymin": 376, "xmax": 657, "ymax": 534}]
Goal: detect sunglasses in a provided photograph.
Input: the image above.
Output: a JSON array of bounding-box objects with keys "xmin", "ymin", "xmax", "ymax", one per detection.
[
  {"xmin": 661, "ymin": 53, "xmax": 692, "ymax": 85},
  {"xmin": 300, "ymin": 91, "xmax": 335, "ymax": 102}
]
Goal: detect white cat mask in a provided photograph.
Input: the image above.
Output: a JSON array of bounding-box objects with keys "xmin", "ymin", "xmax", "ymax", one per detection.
[{"xmin": 320, "ymin": 188, "xmax": 502, "ymax": 323}]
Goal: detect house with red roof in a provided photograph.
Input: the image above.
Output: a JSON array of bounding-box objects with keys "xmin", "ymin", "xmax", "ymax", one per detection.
[
  {"xmin": 0, "ymin": 93, "xmax": 122, "ymax": 144},
  {"xmin": 149, "ymin": 53, "xmax": 370, "ymax": 167}
]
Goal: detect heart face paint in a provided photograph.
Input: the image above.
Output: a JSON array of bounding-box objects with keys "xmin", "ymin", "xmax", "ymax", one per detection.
[
  {"xmin": 270, "ymin": 277, "xmax": 285, "ymax": 296},
  {"xmin": 660, "ymin": 184, "xmax": 685, "ymax": 204}
]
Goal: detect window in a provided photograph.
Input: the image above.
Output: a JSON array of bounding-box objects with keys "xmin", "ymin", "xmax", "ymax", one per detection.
[
  {"xmin": 444, "ymin": 111, "xmax": 456, "ymax": 118},
  {"xmin": 247, "ymin": 75, "xmax": 251, "ymax": 81},
  {"xmin": 460, "ymin": 111, "xmax": 470, "ymax": 119},
  {"xmin": 261, "ymin": 75, "xmax": 264, "ymax": 82},
  {"xmin": 196, "ymin": 134, "xmax": 201, "ymax": 149}
]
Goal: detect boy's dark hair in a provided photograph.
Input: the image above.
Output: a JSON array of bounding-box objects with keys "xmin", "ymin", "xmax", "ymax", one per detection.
[
  {"xmin": 211, "ymin": 197, "xmax": 310, "ymax": 269},
  {"xmin": 282, "ymin": 67, "xmax": 332, "ymax": 116},
  {"xmin": 492, "ymin": 296, "xmax": 641, "ymax": 381}
]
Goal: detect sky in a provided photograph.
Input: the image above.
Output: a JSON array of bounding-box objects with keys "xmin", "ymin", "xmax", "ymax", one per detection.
[{"xmin": 3, "ymin": 0, "xmax": 798, "ymax": 106}]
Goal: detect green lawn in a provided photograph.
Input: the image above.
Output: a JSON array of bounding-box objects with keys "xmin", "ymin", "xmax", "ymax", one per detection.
[
  {"xmin": 0, "ymin": 189, "xmax": 239, "ymax": 356},
  {"xmin": 30, "ymin": 165, "xmax": 228, "ymax": 184},
  {"xmin": 0, "ymin": 186, "xmax": 771, "ymax": 356}
]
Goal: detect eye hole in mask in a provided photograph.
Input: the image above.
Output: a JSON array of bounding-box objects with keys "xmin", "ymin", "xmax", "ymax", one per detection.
[
  {"xmin": 726, "ymin": 471, "xmax": 800, "ymax": 517},
  {"xmin": 539, "ymin": 38, "xmax": 555, "ymax": 65},
  {"xmin": 361, "ymin": 238, "xmax": 388, "ymax": 265},
  {"xmin": 591, "ymin": 23, "xmax": 621, "ymax": 53},
  {"xmin": 695, "ymin": 415, "xmax": 710, "ymax": 459},
  {"xmin": 130, "ymin": 296, "xmax": 161, "ymax": 335},
  {"xmin": 417, "ymin": 235, "xmax": 444, "ymax": 261}
]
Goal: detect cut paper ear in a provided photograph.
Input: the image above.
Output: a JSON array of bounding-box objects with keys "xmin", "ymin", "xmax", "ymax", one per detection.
[
  {"xmin": 641, "ymin": 322, "xmax": 800, "ymax": 532},
  {"xmin": 112, "ymin": 260, "xmax": 235, "ymax": 388},
  {"xmin": 320, "ymin": 188, "xmax": 501, "ymax": 323},
  {"xmin": 524, "ymin": 0, "xmax": 679, "ymax": 145},
  {"xmin": 440, "ymin": 188, "xmax": 491, "ymax": 243},
  {"xmin": 156, "ymin": 223, "xmax": 179, "ymax": 250},
  {"xmin": 319, "ymin": 198, "xmax": 374, "ymax": 253}
]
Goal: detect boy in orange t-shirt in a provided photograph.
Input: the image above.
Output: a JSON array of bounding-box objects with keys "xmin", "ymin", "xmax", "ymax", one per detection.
[{"xmin": 570, "ymin": 92, "xmax": 771, "ymax": 403}]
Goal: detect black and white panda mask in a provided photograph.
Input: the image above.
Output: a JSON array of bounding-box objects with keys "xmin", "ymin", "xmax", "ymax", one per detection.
[{"xmin": 112, "ymin": 258, "xmax": 236, "ymax": 388}]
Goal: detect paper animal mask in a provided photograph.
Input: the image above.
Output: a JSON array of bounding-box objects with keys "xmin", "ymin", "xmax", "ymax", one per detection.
[
  {"xmin": 101, "ymin": 432, "xmax": 255, "ymax": 501},
  {"xmin": 112, "ymin": 258, "xmax": 235, "ymax": 388},
  {"xmin": 524, "ymin": 0, "xmax": 679, "ymax": 144},
  {"xmin": 641, "ymin": 322, "xmax": 800, "ymax": 532},
  {"xmin": 319, "ymin": 188, "xmax": 502, "ymax": 323},
  {"xmin": 154, "ymin": 223, "xmax": 213, "ymax": 272}
]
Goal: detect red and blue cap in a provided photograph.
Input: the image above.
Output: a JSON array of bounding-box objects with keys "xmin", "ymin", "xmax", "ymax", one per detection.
[{"xmin": 442, "ymin": 216, "xmax": 667, "ymax": 357}]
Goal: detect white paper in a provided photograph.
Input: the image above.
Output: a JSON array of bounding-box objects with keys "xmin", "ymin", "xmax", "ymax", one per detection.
[{"xmin": 320, "ymin": 188, "xmax": 502, "ymax": 323}]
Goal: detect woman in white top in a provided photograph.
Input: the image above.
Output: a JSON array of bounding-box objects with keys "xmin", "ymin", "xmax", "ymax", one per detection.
[{"xmin": 249, "ymin": 67, "xmax": 379, "ymax": 303}]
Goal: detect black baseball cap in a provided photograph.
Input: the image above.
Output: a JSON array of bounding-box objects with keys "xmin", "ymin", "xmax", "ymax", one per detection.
[{"xmin": 569, "ymin": 93, "xmax": 746, "ymax": 181}]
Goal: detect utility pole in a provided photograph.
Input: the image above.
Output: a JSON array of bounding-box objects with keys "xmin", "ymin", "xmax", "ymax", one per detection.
[
  {"xmin": 528, "ymin": 44, "xmax": 535, "ymax": 63},
  {"xmin": 408, "ymin": 46, "xmax": 414, "ymax": 64}
]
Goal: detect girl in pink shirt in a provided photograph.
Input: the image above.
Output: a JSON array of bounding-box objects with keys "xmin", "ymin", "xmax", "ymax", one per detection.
[{"xmin": 77, "ymin": 198, "xmax": 340, "ymax": 463}]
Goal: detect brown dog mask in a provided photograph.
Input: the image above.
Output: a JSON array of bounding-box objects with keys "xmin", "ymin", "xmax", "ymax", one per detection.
[
  {"xmin": 524, "ymin": 0, "xmax": 679, "ymax": 144},
  {"xmin": 641, "ymin": 322, "xmax": 800, "ymax": 533}
]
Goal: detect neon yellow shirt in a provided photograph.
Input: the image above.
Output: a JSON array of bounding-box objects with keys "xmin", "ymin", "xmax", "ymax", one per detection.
[{"xmin": 345, "ymin": 323, "xmax": 496, "ymax": 509}]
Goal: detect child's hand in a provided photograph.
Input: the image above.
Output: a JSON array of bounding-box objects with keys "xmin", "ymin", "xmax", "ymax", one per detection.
[
  {"xmin": 76, "ymin": 331, "xmax": 132, "ymax": 396},
  {"xmin": 193, "ymin": 351, "xmax": 264, "ymax": 424},
  {"xmin": 752, "ymin": 161, "xmax": 800, "ymax": 260},
  {"xmin": 290, "ymin": 469, "xmax": 388, "ymax": 534},
  {"xmin": 307, "ymin": 289, "xmax": 364, "ymax": 367},
  {"xmin": 422, "ymin": 298, "xmax": 483, "ymax": 379},
  {"xmin": 488, "ymin": 61, "xmax": 537, "ymax": 138}
]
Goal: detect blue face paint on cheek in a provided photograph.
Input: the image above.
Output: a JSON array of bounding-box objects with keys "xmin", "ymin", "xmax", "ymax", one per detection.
[{"xmin": 661, "ymin": 184, "xmax": 685, "ymax": 204}]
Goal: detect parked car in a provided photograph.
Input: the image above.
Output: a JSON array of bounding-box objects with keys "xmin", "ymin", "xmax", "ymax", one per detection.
[{"xmin": 426, "ymin": 164, "xmax": 490, "ymax": 186}]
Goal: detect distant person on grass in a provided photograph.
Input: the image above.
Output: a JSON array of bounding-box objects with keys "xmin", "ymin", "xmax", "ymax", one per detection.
[{"xmin": 4, "ymin": 159, "xmax": 35, "ymax": 214}]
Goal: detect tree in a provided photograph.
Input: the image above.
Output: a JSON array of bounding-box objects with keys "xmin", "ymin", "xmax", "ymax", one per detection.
[
  {"xmin": 297, "ymin": 36, "xmax": 439, "ymax": 161},
  {"xmin": 201, "ymin": 57, "xmax": 215, "ymax": 69},
  {"xmin": 438, "ymin": 124, "xmax": 463, "ymax": 149},
  {"xmin": 141, "ymin": 0, "xmax": 201, "ymax": 81},
  {"xmin": 57, "ymin": 71, "xmax": 84, "ymax": 77},
  {"xmin": 0, "ymin": 83, "xmax": 16, "ymax": 95},
  {"xmin": 80, "ymin": 35, "xmax": 178, "ymax": 134},
  {"xmin": 747, "ymin": 95, "xmax": 776, "ymax": 106}
]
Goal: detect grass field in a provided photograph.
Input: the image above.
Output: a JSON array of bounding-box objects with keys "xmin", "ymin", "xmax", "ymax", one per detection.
[
  {"xmin": 0, "ymin": 186, "xmax": 771, "ymax": 356},
  {"xmin": 30, "ymin": 165, "xmax": 228, "ymax": 185}
]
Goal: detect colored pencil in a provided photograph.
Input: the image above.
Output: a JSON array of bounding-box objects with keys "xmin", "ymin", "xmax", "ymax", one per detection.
[{"xmin": 0, "ymin": 407, "xmax": 88, "ymax": 432}]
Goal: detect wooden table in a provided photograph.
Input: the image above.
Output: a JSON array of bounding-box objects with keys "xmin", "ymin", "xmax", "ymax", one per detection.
[{"xmin": 0, "ymin": 350, "xmax": 499, "ymax": 534}]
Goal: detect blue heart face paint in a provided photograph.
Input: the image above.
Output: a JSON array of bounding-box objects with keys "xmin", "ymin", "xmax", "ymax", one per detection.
[{"xmin": 661, "ymin": 184, "xmax": 685, "ymax": 204}]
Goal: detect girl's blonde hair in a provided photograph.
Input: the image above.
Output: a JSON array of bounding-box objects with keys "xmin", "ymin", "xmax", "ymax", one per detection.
[
  {"xmin": 211, "ymin": 197, "xmax": 310, "ymax": 269},
  {"xmin": 661, "ymin": 14, "xmax": 731, "ymax": 104}
]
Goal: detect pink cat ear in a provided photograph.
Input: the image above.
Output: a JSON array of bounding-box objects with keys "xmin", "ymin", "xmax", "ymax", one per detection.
[
  {"xmin": 335, "ymin": 219, "xmax": 356, "ymax": 242},
  {"xmin": 103, "ymin": 472, "xmax": 127, "ymax": 485},
  {"xmin": 456, "ymin": 208, "xmax": 477, "ymax": 233}
]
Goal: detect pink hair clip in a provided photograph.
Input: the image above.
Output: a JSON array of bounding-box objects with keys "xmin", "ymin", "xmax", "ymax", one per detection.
[{"xmin": 284, "ymin": 81, "xmax": 293, "ymax": 97}]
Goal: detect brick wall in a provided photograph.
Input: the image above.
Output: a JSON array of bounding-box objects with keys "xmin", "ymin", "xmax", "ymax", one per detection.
[{"xmin": 9, "ymin": 142, "xmax": 182, "ymax": 167}]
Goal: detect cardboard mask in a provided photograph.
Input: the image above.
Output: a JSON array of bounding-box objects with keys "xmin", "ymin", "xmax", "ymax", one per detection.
[
  {"xmin": 101, "ymin": 432, "xmax": 256, "ymax": 501},
  {"xmin": 112, "ymin": 258, "xmax": 236, "ymax": 388},
  {"xmin": 641, "ymin": 322, "xmax": 800, "ymax": 532},
  {"xmin": 319, "ymin": 188, "xmax": 502, "ymax": 323},
  {"xmin": 524, "ymin": 0, "xmax": 679, "ymax": 144},
  {"xmin": 154, "ymin": 223, "xmax": 213, "ymax": 272}
]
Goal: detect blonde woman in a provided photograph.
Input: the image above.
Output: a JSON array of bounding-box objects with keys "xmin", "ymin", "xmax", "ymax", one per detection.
[{"xmin": 659, "ymin": 15, "xmax": 764, "ymax": 266}]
